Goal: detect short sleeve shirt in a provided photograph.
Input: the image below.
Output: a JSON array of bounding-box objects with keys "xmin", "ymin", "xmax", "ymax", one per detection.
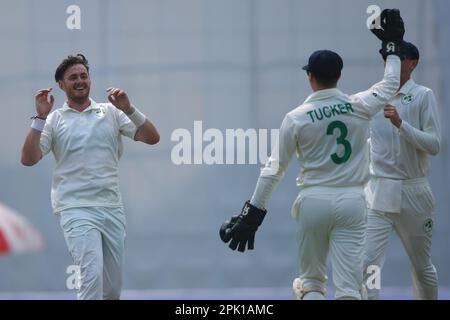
[{"xmin": 40, "ymin": 98, "xmax": 137, "ymax": 213}]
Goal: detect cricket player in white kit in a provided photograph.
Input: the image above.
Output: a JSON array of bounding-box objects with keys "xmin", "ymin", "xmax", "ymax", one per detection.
[
  {"xmin": 21, "ymin": 54, "xmax": 160, "ymax": 300},
  {"xmin": 220, "ymin": 9, "xmax": 404, "ymax": 300},
  {"xmin": 363, "ymin": 41, "xmax": 441, "ymax": 299}
]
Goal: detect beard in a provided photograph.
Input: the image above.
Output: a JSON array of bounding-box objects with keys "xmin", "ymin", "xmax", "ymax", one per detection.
[{"xmin": 67, "ymin": 86, "xmax": 90, "ymax": 103}]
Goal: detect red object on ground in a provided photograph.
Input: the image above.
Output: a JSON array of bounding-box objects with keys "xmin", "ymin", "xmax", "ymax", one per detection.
[{"xmin": 0, "ymin": 202, "xmax": 44, "ymax": 255}]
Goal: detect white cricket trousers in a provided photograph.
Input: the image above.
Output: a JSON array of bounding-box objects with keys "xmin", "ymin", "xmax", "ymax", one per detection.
[
  {"xmin": 292, "ymin": 186, "xmax": 367, "ymax": 300},
  {"xmin": 363, "ymin": 177, "xmax": 438, "ymax": 300},
  {"xmin": 59, "ymin": 207, "xmax": 126, "ymax": 300}
]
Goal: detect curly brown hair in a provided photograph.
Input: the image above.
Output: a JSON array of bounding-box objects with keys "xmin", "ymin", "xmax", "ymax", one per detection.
[{"xmin": 54, "ymin": 54, "xmax": 89, "ymax": 82}]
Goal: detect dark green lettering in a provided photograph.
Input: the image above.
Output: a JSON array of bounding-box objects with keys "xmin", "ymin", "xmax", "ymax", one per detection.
[
  {"xmin": 326, "ymin": 121, "xmax": 352, "ymax": 165},
  {"xmin": 331, "ymin": 105, "xmax": 340, "ymax": 116},
  {"xmin": 323, "ymin": 106, "xmax": 332, "ymax": 118},
  {"xmin": 345, "ymin": 103, "xmax": 354, "ymax": 113},
  {"xmin": 314, "ymin": 109, "xmax": 324, "ymax": 121}
]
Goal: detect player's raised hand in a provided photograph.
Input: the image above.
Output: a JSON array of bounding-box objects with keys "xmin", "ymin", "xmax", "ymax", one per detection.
[
  {"xmin": 35, "ymin": 88, "xmax": 54, "ymax": 118},
  {"xmin": 370, "ymin": 9, "xmax": 404, "ymax": 42},
  {"xmin": 370, "ymin": 9, "xmax": 405, "ymax": 59},
  {"xmin": 107, "ymin": 87, "xmax": 132, "ymax": 113}
]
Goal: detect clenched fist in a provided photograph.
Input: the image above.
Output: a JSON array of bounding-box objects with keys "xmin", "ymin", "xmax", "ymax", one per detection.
[{"xmin": 384, "ymin": 104, "xmax": 402, "ymax": 128}]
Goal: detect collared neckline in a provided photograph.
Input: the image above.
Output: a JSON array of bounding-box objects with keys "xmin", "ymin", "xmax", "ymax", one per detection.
[
  {"xmin": 303, "ymin": 88, "xmax": 343, "ymax": 104},
  {"xmin": 61, "ymin": 98, "xmax": 100, "ymax": 112},
  {"xmin": 398, "ymin": 79, "xmax": 416, "ymax": 96}
]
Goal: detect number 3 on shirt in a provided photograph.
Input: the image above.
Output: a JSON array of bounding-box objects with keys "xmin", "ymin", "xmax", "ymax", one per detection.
[{"xmin": 326, "ymin": 120, "xmax": 352, "ymax": 165}]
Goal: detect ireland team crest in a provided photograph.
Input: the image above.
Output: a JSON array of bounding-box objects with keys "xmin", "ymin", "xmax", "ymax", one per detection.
[
  {"xmin": 94, "ymin": 107, "xmax": 106, "ymax": 118},
  {"xmin": 423, "ymin": 218, "xmax": 433, "ymax": 234},
  {"xmin": 401, "ymin": 94, "xmax": 414, "ymax": 105}
]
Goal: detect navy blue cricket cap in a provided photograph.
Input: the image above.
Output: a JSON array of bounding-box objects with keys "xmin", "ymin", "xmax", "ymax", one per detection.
[
  {"xmin": 402, "ymin": 41, "xmax": 420, "ymax": 60},
  {"xmin": 302, "ymin": 50, "xmax": 343, "ymax": 79}
]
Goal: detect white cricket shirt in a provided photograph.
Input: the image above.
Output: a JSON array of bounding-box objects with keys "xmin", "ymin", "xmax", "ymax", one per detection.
[
  {"xmin": 251, "ymin": 55, "xmax": 401, "ymax": 209},
  {"xmin": 40, "ymin": 98, "xmax": 137, "ymax": 213},
  {"xmin": 369, "ymin": 79, "xmax": 441, "ymax": 179},
  {"xmin": 365, "ymin": 79, "xmax": 441, "ymax": 213}
]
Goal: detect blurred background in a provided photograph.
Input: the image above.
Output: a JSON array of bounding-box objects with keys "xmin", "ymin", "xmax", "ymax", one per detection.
[{"xmin": 0, "ymin": 0, "xmax": 448, "ymax": 299}]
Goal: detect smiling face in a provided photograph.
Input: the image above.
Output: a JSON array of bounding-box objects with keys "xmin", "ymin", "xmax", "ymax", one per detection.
[{"xmin": 58, "ymin": 64, "xmax": 91, "ymax": 104}]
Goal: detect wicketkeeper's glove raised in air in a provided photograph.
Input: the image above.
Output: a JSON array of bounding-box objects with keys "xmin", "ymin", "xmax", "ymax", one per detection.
[
  {"xmin": 219, "ymin": 201, "xmax": 266, "ymax": 252},
  {"xmin": 370, "ymin": 8, "xmax": 405, "ymax": 59}
]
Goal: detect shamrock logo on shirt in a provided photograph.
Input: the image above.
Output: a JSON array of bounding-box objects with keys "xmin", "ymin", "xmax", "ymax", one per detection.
[
  {"xmin": 423, "ymin": 218, "xmax": 433, "ymax": 234},
  {"xmin": 401, "ymin": 94, "xmax": 414, "ymax": 105},
  {"xmin": 95, "ymin": 107, "xmax": 106, "ymax": 119}
]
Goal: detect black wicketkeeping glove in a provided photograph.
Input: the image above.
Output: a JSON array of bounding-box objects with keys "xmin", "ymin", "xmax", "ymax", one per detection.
[
  {"xmin": 370, "ymin": 8, "xmax": 405, "ymax": 58},
  {"xmin": 379, "ymin": 40, "xmax": 412, "ymax": 61},
  {"xmin": 219, "ymin": 201, "xmax": 266, "ymax": 252}
]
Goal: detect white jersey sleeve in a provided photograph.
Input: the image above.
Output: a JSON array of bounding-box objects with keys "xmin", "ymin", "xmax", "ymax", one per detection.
[
  {"xmin": 398, "ymin": 89, "xmax": 441, "ymax": 155},
  {"xmin": 114, "ymin": 106, "xmax": 138, "ymax": 140},
  {"xmin": 351, "ymin": 55, "xmax": 401, "ymax": 118},
  {"xmin": 250, "ymin": 114, "xmax": 297, "ymax": 209}
]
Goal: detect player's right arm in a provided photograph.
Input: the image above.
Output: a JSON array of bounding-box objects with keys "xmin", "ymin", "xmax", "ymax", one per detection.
[
  {"xmin": 352, "ymin": 9, "xmax": 404, "ymax": 118},
  {"xmin": 352, "ymin": 55, "xmax": 400, "ymax": 118},
  {"xmin": 21, "ymin": 88, "xmax": 54, "ymax": 166}
]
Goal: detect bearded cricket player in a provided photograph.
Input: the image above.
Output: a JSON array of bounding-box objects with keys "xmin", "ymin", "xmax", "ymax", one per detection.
[{"xmin": 21, "ymin": 54, "xmax": 160, "ymax": 299}]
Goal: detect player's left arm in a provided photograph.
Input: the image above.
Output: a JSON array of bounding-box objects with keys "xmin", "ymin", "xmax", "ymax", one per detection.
[
  {"xmin": 250, "ymin": 114, "xmax": 298, "ymax": 209},
  {"xmin": 133, "ymin": 118, "xmax": 160, "ymax": 145},
  {"xmin": 107, "ymin": 87, "xmax": 160, "ymax": 145},
  {"xmin": 219, "ymin": 114, "xmax": 298, "ymax": 252},
  {"xmin": 384, "ymin": 90, "xmax": 441, "ymax": 155}
]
